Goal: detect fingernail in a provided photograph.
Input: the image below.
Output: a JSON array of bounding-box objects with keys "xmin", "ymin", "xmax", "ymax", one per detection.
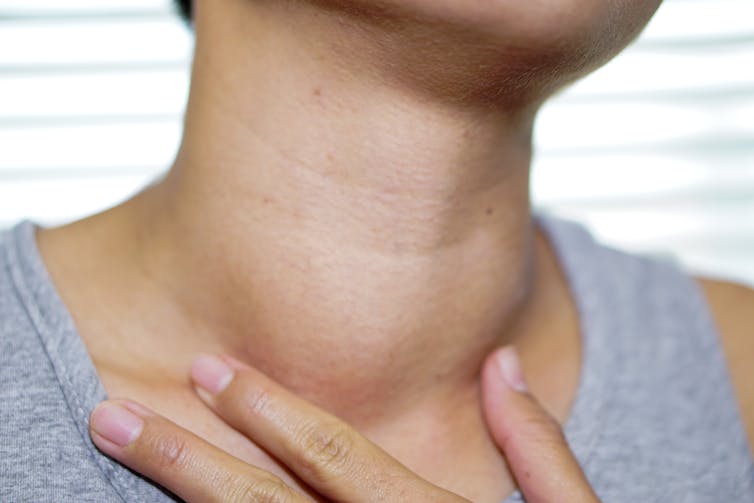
[
  {"xmin": 496, "ymin": 346, "xmax": 528, "ymax": 392},
  {"xmin": 191, "ymin": 354, "xmax": 234, "ymax": 394},
  {"xmin": 91, "ymin": 402, "xmax": 144, "ymax": 447}
]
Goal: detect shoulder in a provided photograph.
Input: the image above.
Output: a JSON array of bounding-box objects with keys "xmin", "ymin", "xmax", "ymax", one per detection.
[{"xmin": 697, "ymin": 277, "xmax": 754, "ymax": 452}]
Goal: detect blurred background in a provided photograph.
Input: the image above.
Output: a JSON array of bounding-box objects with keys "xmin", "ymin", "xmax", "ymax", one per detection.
[{"xmin": 1, "ymin": 0, "xmax": 753, "ymax": 285}]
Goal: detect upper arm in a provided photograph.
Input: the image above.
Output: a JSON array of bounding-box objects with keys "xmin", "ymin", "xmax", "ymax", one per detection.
[{"xmin": 697, "ymin": 277, "xmax": 754, "ymax": 453}]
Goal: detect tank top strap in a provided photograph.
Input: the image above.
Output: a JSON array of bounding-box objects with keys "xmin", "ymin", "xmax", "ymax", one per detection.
[{"xmin": 531, "ymin": 213, "xmax": 754, "ymax": 501}]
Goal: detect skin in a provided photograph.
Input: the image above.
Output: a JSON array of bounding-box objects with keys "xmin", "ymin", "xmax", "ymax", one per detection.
[
  {"xmin": 699, "ymin": 279, "xmax": 754, "ymax": 451},
  {"xmin": 89, "ymin": 348, "xmax": 599, "ymax": 502},
  {"xmin": 30, "ymin": 0, "xmax": 753, "ymax": 499}
]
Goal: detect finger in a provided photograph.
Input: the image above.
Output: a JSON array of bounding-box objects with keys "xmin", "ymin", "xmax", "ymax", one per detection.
[
  {"xmin": 480, "ymin": 346, "xmax": 600, "ymax": 503},
  {"xmin": 89, "ymin": 399, "xmax": 308, "ymax": 503},
  {"xmin": 189, "ymin": 354, "xmax": 461, "ymax": 503}
]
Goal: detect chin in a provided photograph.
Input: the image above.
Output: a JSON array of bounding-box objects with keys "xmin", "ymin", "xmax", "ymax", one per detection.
[
  {"xmin": 371, "ymin": 0, "xmax": 660, "ymax": 46},
  {"xmin": 311, "ymin": 0, "xmax": 663, "ymax": 105}
]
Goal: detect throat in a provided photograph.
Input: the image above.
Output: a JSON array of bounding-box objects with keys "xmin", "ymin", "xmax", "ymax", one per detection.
[{"xmin": 134, "ymin": 183, "xmax": 538, "ymax": 428}]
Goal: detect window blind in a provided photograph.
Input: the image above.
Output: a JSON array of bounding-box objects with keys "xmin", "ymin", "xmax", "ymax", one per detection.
[{"xmin": 1, "ymin": 0, "xmax": 753, "ymax": 285}]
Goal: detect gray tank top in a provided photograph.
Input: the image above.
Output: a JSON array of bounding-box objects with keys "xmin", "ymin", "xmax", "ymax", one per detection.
[{"xmin": 1, "ymin": 216, "xmax": 752, "ymax": 502}]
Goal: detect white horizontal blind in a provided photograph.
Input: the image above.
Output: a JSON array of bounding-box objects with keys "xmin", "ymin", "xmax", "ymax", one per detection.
[
  {"xmin": 1, "ymin": 0, "xmax": 753, "ymax": 285},
  {"xmin": 0, "ymin": 0, "xmax": 191, "ymax": 230},
  {"xmin": 533, "ymin": 0, "xmax": 754, "ymax": 286}
]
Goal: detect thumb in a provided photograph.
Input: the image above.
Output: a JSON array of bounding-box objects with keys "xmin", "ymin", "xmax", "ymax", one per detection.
[{"xmin": 481, "ymin": 346, "xmax": 600, "ymax": 503}]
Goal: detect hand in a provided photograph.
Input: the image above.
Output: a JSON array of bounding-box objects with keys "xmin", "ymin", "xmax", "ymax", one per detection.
[
  {"xmin": 89, "ymin": 347, "xmax": 599, "ymax": 502},
  {"xmin": 480, "ymin": 347, "xmax": 600, "ymax": 503}
]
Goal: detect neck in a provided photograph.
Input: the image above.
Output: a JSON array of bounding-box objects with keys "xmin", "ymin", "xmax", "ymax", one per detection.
[{"xmin": 108, "ymin": 0, "xmax": 541, "ymax": 426}]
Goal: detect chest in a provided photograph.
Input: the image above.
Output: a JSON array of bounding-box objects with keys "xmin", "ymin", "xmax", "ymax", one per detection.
[{"xmin": 94, "ymin": 366, "xmax": 518, "ymax": 502}]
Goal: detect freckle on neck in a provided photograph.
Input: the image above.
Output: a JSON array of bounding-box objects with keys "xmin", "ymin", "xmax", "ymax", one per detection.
[
  {"xmin": 313, "ymin": 87, "xmax": 322, "ymax": 97},
  {"xmin": 486, "ymin": 208, "xmax": 494, "ymax": 215}
]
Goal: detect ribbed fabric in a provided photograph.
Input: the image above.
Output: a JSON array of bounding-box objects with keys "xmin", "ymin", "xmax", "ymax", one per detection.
[{"xmin": 1, "ymin": 216, "xmax": 752, "ymax": 502}]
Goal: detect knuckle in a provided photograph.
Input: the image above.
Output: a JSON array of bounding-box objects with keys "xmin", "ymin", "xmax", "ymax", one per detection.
[
  {"xmin": 519, "ymin": 410, "xmax": 566, "ymax": 445},
  {"xmin": 295, "ymin": 422, "xmax": 355, "ymax": 481},
  {"xmin": 229, "ymin": 477, "xmax": 295, "ymax": 503},
  {"xmin": 501, "ymin": 409, "xmax": 565, "ymax": 453},
  {"xmin": 151, "ymin": 433, "xmax": 193, "ymax": 472},
  {"xmin": 242, "ymin": 386, "xmax": 274, "ymax": 417}
]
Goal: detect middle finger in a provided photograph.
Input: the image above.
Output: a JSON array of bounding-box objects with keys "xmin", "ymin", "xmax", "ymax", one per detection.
[{"xmin": 189, "ymin": 354, "xmax": 446, "ymax": 503}]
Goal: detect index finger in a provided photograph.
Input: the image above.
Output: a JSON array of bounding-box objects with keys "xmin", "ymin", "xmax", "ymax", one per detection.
[{"xmin": 189, "ymin": 354, "xmax": 463, "ymax": 503}]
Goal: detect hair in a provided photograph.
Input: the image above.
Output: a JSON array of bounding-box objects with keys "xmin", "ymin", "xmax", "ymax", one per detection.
[{"xmin": 175, "ymin": 0, "xmax": 192, "ymax": 22}]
